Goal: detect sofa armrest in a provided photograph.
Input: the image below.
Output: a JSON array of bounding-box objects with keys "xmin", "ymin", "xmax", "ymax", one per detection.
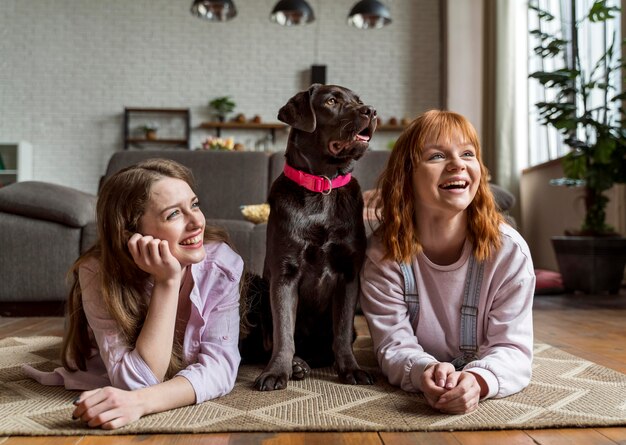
[{"xmin": 0, "ymin": 181, "xmax": 96, "ymax": 228}]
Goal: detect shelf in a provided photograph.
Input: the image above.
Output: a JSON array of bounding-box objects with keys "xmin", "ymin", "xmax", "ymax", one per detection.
[
  {"xmin": 199, "ymin": 122, "xmax": 288, "ymax": 131},
  {"xmin": 125, "ymin": 138, "xmax": 188, "ymax": 145},
  {"xmin": 377, "ymin": 124, "xmax": 407, "ymax": 131},
  {"xmin": 0, "ymin": 142, "xmax": 32, "ymax": 184},
  {"xmin": 199, "ymin": 121, "xmax": 288, "ymax": 144},
  {"xmin": 124, "ymin": 108, "xmax": 191, "ymax": 150},
  {"xmin": 125, "ymin": 107, "xmax": 190, "ymax": 114}
]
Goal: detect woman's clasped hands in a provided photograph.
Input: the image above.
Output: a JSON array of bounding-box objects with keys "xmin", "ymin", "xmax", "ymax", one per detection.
[{"xmin": 420, "ymin": 362, "xmax": 485, "ymax": 414}]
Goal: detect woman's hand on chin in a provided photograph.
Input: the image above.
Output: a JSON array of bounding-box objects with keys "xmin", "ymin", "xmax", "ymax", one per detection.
[{"xmin": 127, "ymin": 233, "xmax": 182, "ymax": 284}]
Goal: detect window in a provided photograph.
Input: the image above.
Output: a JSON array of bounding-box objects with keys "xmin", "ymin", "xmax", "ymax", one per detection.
[{"xmin": 527, "ymin": 0, "xmax": 622, "ymax": 167}]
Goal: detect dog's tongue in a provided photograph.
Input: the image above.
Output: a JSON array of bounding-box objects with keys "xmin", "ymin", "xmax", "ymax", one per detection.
[{"xmin": 356, "ymin": 134, "xmax": 370, "ymax": 142}]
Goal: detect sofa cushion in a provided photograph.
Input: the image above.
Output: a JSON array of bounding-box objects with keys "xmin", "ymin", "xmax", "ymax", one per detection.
[
  {"xmin": 0, "ymin": 181, "xmax": 96, "ymax": 228},
  {"xmin": 490, "ymin": 183, "xmax": 515, "ymax": 212}
]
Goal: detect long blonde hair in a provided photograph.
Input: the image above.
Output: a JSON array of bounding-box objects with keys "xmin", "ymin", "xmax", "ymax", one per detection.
[
  {"xmin": 376, "ymin": 110, "xmax": 503, "ymax": 262},
  {"xmin": 62, "ymin": 159, "xmax": 230, "ymax": 379}
]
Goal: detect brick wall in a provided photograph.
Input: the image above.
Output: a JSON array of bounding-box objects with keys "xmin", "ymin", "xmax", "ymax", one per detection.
[{"xmin": 0, "ymin": 0, "xmax": 442, "ymax": 193}]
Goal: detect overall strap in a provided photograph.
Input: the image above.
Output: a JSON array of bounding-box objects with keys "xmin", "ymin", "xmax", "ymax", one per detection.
[
  {"xmin": 400, "ymin": 255, "xmax": 485, "ymax": 371},
  {"xmin": 399, "ymin": 261, "xmax": 419, "ymax": 327},
  {"xmin": 451, "ymin": 255, "xmax": 485, "ymax": 370}
]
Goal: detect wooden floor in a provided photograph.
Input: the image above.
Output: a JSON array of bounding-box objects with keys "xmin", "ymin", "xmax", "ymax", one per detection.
[{"xmin": 1, "ymin": 291, "xmax": 626, "ymax": 445}]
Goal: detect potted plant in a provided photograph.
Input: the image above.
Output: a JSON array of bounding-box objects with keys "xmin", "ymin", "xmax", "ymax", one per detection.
[
  {"xmin": 529, "ymin": 0, "xmax": 626, "ymax": 294},
  {"xmin": 209, "ymin": 96, "xmax": 236, "ymax": 122},
  {"xmin": 139, "ymin": 123, "xmax": 159, "ymax": 140}
]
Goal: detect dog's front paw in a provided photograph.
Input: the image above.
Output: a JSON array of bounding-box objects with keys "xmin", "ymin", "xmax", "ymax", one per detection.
[
  {"xmin": 338, "ymin": 368, "xmax": 375, "ymax": 385},
  {"xmin": 254, "ymin": 371, "xmax": 289, "ymax": 391},
  {"xmin": 291, "ymin": 356, "xmax": 311, "ymax": 380}
]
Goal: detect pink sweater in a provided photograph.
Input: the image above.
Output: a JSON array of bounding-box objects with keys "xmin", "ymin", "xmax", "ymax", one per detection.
[
  {"xmin": 24, "ymin": 242, "xmax": 243, "ymax": 404},
  {"xmin": 359, "ymin": 224, "xmax": 535, "ymax": 399}
]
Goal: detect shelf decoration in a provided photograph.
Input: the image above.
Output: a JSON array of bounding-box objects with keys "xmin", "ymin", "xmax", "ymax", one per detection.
[
  {"xmin": 200, "ymin": 136, "xmax": 244, "ymax": 151},
  {"xmin": 139, "ymin": 123, "xmax": 160, "ymax": 140},
  {"xmin": 209, "ymin": 96, "xmax": 236, "ymax": 122}
]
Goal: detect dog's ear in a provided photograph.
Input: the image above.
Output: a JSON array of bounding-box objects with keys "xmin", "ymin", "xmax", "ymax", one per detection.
[{"xmin": 277, "ymin": 84, "xmax": 321, "ymax": 132}]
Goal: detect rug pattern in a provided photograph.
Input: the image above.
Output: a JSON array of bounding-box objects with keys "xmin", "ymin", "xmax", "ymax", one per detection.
[{"xmin": 1, "ymin": 336, "xmax": 626, "ymax": 435}]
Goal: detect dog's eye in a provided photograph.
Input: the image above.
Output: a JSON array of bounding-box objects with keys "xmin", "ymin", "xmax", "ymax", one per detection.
[{"xmin": 326, "ymin": 98, "xmax": 337, "ymax": 106}]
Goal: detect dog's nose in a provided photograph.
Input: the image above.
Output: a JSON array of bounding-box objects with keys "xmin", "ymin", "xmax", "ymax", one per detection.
[{"xmin": 360, "ymin": 105, "xmax": 376, "ymax": 117}]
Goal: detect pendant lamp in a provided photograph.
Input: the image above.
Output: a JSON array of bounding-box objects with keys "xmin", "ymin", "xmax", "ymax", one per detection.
[
  {"xmin": 347, "ymin": 0, "xmax": 392, "ymax": 29},
  {"xmin": 270, "ymin": 0, "xmax": 315, "ymax": 26},
  {"xmin": 191, "ymin": 0, "xmax": 237, "ymax": 22}
]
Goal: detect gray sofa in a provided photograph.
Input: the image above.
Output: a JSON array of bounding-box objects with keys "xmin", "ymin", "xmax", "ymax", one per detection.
[
  {"xmin": 0, "ymin": 149, "xmax": 390, "ymax": 314},
  {"xmin": 0, "ymin": 149, "xmax": 516, "ymax": 315}
]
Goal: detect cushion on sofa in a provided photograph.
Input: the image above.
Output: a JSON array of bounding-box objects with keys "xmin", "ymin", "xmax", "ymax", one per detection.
[
  {"xmin": 0, "ymin": 181, "xmax": 96, "ymax": 228},
  {"xmin": 490, "ymin": 183, "xmax": 515, "ymax": 212}
]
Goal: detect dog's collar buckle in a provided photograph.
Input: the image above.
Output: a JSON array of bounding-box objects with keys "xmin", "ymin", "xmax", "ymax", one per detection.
[
  {"xmin": 320, "ymin": 176, "xmax": 332, "ymax": 195},
  {"xmin": 283, "ymin": 163, "xmax": 351, "ymax": 194}
]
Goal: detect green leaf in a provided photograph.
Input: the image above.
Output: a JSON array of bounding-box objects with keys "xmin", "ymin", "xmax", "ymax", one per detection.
[
  {"xmin": 529, "ymin": 4, "xmax": 555, "ymax": 21},
  {"xmin": 588, "ymin": 1, "xmax": 620, "ymax": 22},
  {"xmin": 610, "ymin": 91, "xmax": 626, "ymax": 102},
  {"xmin": 593, "ymin": 138, "xmax": 616, "ymax": 164},
  {"xmin": 529, "ymin": 70, "xmax": 575, "ymax": 87},
  {"xmin": 549, "ymin": 177, "xmax": 585, "ymax": 187},
  {"xmin": 562, "ymin": 151, "xmax": 587, "ymax": 179},
  {"xmin": 530, "ymin": 29, "xmax": 551, "ymax": 40}
]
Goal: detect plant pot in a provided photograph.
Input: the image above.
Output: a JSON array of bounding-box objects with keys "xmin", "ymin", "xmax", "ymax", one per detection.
[
  {"xmin": 551, "ymin": 236, "xmax": 626, "ymax": 294},
  {"xmin": 145, "ymin": 130, "xmax": 157, "ymax": 140}
]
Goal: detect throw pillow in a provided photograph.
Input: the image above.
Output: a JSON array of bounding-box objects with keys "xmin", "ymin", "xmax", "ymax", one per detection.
[{"xmin": 241, "ymin": 203, "xmax": 270, "ymax": 224}]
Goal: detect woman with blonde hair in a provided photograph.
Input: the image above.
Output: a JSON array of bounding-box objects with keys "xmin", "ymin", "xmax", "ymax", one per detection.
[
  {"xmin": 360, "ymin": 110, "xmax": 534, "ymax": 414},
  {"xmin": 24, "ymin": 159, "xmax": 243, "ymax": 429}
]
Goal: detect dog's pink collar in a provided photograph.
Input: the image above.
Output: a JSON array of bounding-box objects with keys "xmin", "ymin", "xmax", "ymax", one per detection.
[{"xmin": 283, "ymin": 163, "xmax": 352, "ymax": 195}]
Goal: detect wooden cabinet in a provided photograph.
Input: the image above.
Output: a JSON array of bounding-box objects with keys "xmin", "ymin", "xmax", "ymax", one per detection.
[
  {"xmin": 0, "ymin": 142, "xmax": 32, "ymax": 187},
  {"xmin": 124, "ymin": 108, "xmax": 191, "ymax": 150}
]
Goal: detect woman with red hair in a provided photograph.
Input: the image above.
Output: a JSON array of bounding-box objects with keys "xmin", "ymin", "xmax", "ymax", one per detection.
[{"xmin": 360, "ymin": 110, "xmax": 534, "ymax": 414}]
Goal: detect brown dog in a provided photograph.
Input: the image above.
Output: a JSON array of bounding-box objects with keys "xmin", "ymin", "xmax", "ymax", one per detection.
[{"xmin": 254, "ymin": 84, "xmax": 377, "ymax": 391}]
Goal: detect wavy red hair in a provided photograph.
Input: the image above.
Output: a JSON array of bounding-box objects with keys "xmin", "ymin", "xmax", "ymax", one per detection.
[{"xmin": 375, "ymin": 110, "xmax": 503, "ymax": 262}]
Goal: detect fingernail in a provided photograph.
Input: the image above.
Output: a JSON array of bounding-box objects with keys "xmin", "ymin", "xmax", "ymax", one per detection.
[{"xmin": 72, "ymin": 397, "xmax": 80, "ymax": 405}]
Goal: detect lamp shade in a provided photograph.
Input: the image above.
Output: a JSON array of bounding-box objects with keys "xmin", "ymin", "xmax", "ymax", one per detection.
[
  {"xmin": 347, "ymin": 0, "xmax": 391, "ymax": 29},
  {"xmin": 191, "ymin": 0, "xmax": 237, "ymax": 21},
  {"xmin": 270, "ymin": 0, "xmax": 315, "ymax": 26}
]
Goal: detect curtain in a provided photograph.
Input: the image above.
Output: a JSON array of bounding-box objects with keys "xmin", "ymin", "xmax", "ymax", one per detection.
[{"xmin": 482, "ymin": 0, "xmax": 529, "ymax": 225}]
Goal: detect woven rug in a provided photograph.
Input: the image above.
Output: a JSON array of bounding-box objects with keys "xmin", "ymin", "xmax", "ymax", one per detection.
[{"xmin": 1, "ymin": 335, "xmax": 626, "ymax": 435}]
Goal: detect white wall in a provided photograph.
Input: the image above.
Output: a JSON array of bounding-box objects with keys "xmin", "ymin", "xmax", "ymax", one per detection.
[
  {"xmin": 0, "ymin": 0, "xmax": 442, "ymax": 193},
  {"xmin": 520, "ymin": 161, "xmax": 626, "ymax": 271},
  {"xmin": 446, "ymin": 0, "xmax": 483, "ymax": 139}
]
